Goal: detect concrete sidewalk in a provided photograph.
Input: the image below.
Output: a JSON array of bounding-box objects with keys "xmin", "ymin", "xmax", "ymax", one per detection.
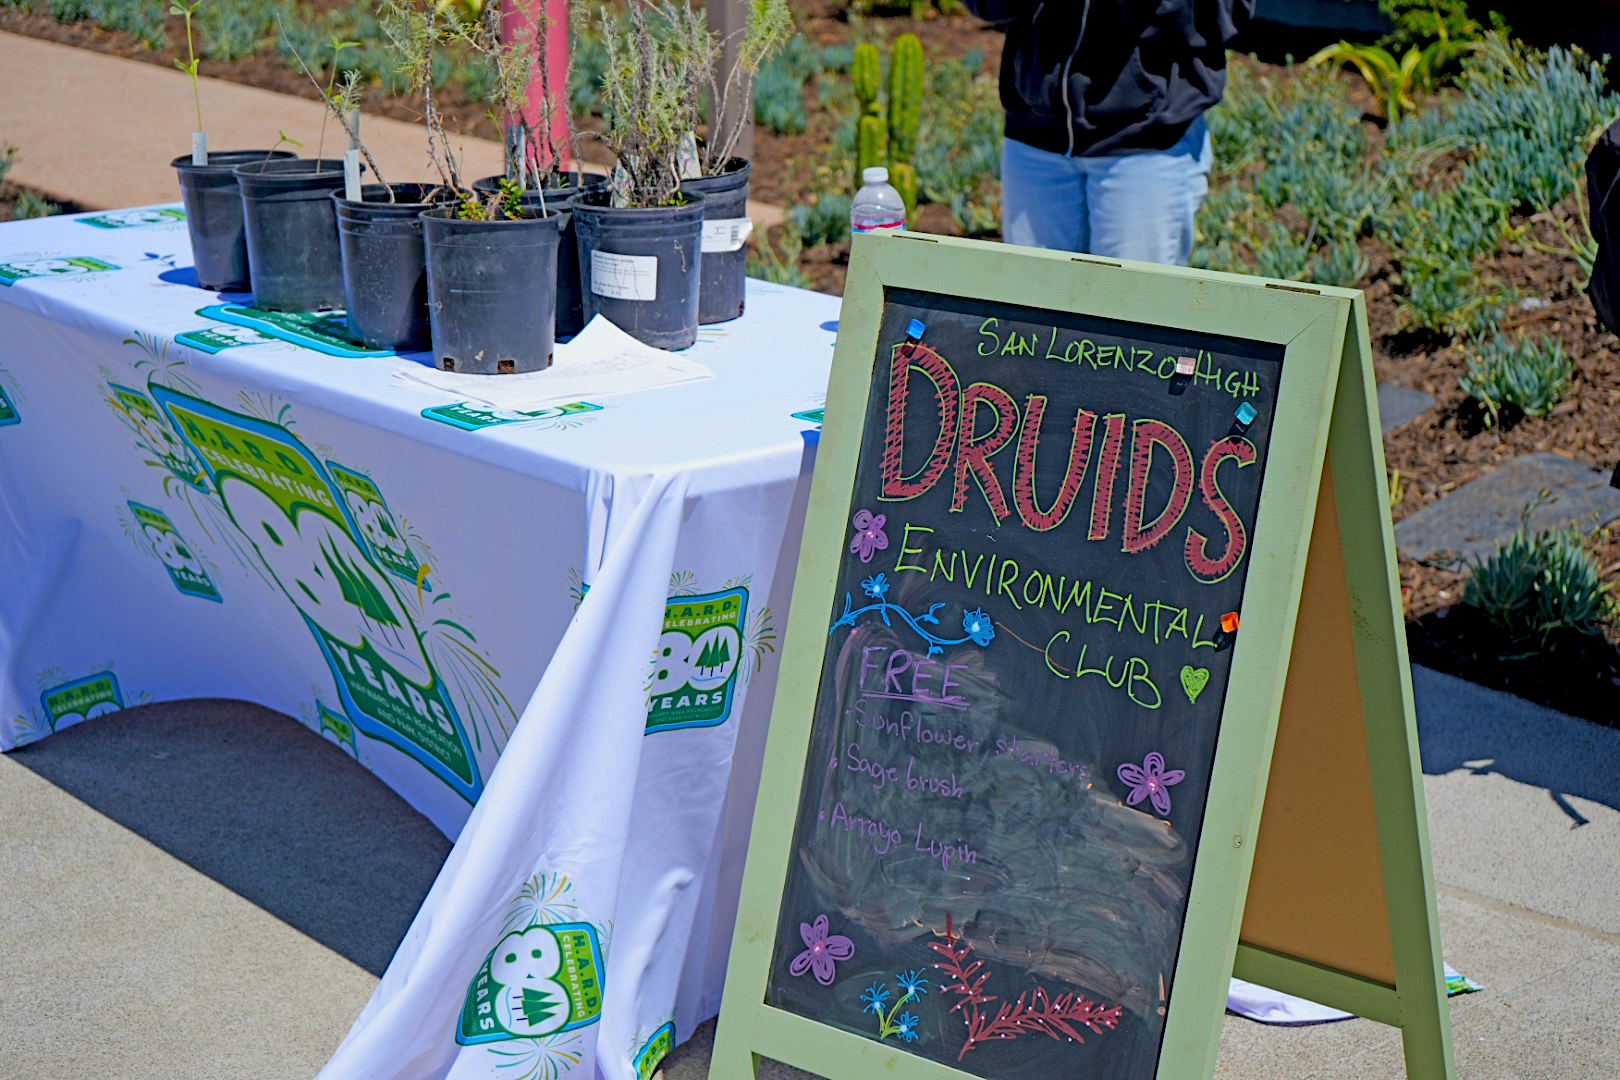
[{"xmin": 1, "ymin": 667, "xmax": 1615, "ymax": 1078}]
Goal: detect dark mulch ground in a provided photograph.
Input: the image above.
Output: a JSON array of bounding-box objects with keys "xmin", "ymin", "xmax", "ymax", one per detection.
[{"xmin": 4, "ymin": 2, "xmax": 1618, "ymax": 720}]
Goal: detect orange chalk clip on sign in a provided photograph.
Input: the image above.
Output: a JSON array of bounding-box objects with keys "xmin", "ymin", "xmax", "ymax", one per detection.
[{"xmin": 1220, "ymin": 611, "xmax": 1240, "ymax": 633}]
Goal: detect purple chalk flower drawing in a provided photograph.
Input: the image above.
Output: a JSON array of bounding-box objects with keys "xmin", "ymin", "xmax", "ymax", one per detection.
[
  {"xmin": 789, "ymin": 914, "xmax": 855, "ymax": 986},
  {"xmin": 850, "ymin": 509, "xmax": 889, "ymax": 564},
  {"xmin": 1117, "ymin": 752, "xmax": 1184, "ymax": 816}
]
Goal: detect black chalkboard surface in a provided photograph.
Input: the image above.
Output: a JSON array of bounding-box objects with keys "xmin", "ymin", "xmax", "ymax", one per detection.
[{"xmin": 760, "ymin": 286, "xmax": 1283, "ymax": 1076}]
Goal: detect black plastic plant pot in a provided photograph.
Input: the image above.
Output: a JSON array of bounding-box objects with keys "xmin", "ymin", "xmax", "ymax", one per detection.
[
  {"xmin": 570, "ymin": 189, "xmax": 708, "ymax": 351},
  {"xmin": 234, "ymin": 157, "xmax": 352, "ymax": 312},
  {"xmin": 334, "ymin": 183, "xmax": 449, "ymax": 351},
  {"xmin": 422, "ymin": 208, "xmax": 562, "ymax": 375},
  {"xmin": 171, "ymin": 149, "xmax": 296, "ymax": 291},
  {"xmin": 681, "ymin": 157, "xmax": 752, "ymax": 325},
  {"xmin": 473, "ymin": 171, "xmax": 603, "ymax": 339}
]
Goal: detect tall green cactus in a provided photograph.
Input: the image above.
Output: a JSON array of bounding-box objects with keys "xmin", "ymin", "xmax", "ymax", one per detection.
[
  {"xmin": 852, "ymin": 43, "xmax": 882, "ymax": 118},
  {"xmin": 887, "ymin": 33, "xmax": 922, "ymax": 166},
  {"xmin": 857, "ymin": 115, "xmax": 888, "ymax": 175},
  {"xmin": 890, "ymin": 162, "xmax": 918, "ymax": 227}
]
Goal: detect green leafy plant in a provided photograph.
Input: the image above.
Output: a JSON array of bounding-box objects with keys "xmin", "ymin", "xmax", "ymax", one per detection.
[
  {"xmin": 1458, "ymin": 332, "xmax": 1573, "ymax": 425},
  {"xmin": 1465, "ymin": 517, "xmax": 1614, "ymax": 644},
  {"xmin": 0, "ymin": 143, "xmax": 16, "ymax": 187},
  {"xmin": 278, "ymin": 18, "xmax": 390, "ymax": 197},
  {"xmin": 1378, "ymin": 0, "xmax": 1491, "ymax": 52},
  {"xmin": 1307, "ymin": 26, "xmax": 1477, "ymax": 123},
  {"xmin": 585, "ymin": 0, "xmax": 696, "ymax": 207},
  {"xmin": 660, "ymin": 0, "xmax": 794, "ymax": 175},
  {"xmin": 788, "ymin": 191, "xmax": 851, "ymax": 248},
  {"xmin": 171, "ymin": 0, "xmax": 204, "ymax": 135},
  {"xmin": 13, "ymin": 191, "xmax": 61, "ymax": 219}
]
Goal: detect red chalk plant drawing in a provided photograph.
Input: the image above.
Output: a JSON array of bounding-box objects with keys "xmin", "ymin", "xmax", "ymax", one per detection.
[{"xmin": 926, "ymin": 914, "xmax": 1123, "ymax": 1063}]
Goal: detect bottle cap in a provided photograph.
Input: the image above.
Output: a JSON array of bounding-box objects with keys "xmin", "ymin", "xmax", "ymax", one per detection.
[{"xmin": 862, "ymin": 166, "xmax": 889, "ymax": 185}]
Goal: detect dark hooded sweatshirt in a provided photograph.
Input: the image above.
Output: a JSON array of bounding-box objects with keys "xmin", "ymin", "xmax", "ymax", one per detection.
[{"xmin": 962, "ymin": 0, "xmax": 1254, "ymax": 158}]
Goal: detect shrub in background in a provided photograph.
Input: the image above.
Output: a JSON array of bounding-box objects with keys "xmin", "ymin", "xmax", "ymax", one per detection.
[
  {"xmin": 1458, "ymin": 332, "xmax": 1574, "ymax": 425},
  {"xmin": 788, "ymin": 192, "xmax": 851, "ymax": 248},
  {"xmin": 1465, "ymin": 522, "xmax": 1614, "ymax": 643},
  {"xmin": 746, "ymin": 224, "xmax": 810, "ymax": 288}
]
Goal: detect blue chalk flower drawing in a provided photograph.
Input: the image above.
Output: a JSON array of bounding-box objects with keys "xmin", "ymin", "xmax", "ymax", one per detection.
[
  {"xmin": 861, "ymin": 971, "xmax": 930, "ymax": 1043},
  {"xmin": 961, "ymin": 609, "xmax": 995, "ymax": 646},
  {"xmin": 897, "ymin": 969, "xmax": 930, "ymax": 998},
  {"xmin": 831, "ymin": 582, "xmax": 994, "ymax": 656}
]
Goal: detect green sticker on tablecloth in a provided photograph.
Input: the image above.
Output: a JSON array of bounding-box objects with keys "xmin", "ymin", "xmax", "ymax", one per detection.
[
  {"xmin": 196, "ymin": 303, "xmax": 392, "ymax": 358},
  {"xmin": 456, "ymin": 922, "xmax": 606, "ymax": 1045},
  {"xmin": 128, "ymin": 500, "xmax": 221, "ymax": 601},
  {"xmin": 0, "ymin": 385, "xmax": 18, "ymax": 426},
  {"xmin": 647, "ymin": 586, "xmax": 748, "ymax": 733},
  {"xmin": 0, "ymin": 256, "xmax": 118, "ymax": 286},
  {"xmin": 41, "ymin": 672, "xmax": 124, "ymax": 727},
  {"xmin": 633, "ymin": 1022, "xmax": 676, "ymax": 1080},
  {"xmin": 175, "ymin": 324, "xmax": 278, "ymax": 354},
  {"xmin": 421, "ymin": 400, "xmax": 603, "ymax": 431},
  {"xmin": 791, "ymin": 407, "xmax": 824, "ymax": 425},
  {"xmin": 318, "ymin": 701, "xmax": 358, "ymax": 756},
  {"xmin": 77, "ymin": 208, "xmax": 187, "ymax": 229}
]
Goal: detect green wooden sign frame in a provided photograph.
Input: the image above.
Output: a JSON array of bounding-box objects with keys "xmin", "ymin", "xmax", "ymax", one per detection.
[{"xmin": 713, "ymin": 232, "xmax": 1454, "ymax": 1079}]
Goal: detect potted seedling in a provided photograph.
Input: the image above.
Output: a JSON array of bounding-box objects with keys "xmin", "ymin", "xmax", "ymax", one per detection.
[
  {"xmin": 280, "ymin": 24, "xmax": 446, "ymax": 350},
  {"xmin": 232, "ymin": 32, "xmax": 370, "ymax": 312},
  {"xmin": 671, "ymin": 0, "xmax": 793, "ymax": 325},
  {"xmin": 168, "ymin": 1, "xmax": 295, "ymax": 291},
  {"xmin": 467, "ymin": 0, "xmax": 598, "ymax": 339},
  {"xmin": 385, "ymin": 0, "xmax": 564, "ymax": 374},
  {"xmin": 572, "ymin": 0, "xmax": 711, "ymax": 350}
]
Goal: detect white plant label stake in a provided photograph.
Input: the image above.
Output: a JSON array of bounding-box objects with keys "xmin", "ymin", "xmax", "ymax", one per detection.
[
  {"xmin": 344, "ymin": 109, "xmax": 361, "ymax": 202},
  {"xmin": 191, "ymin": 131, "xmax": 208, "ymax": 167}
]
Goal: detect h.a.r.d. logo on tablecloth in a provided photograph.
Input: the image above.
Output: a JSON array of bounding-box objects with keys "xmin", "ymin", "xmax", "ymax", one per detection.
[
  {"xmin": 0, "ymin": 256, "xmax": 118, "ymax": 286},
  {"xmin": 647, "ymin": 586, "xmax": 748, "ymax": 733},
  {"xmin": 456, "ymin": 922, "xmax": 606, "ymax": 1045}
]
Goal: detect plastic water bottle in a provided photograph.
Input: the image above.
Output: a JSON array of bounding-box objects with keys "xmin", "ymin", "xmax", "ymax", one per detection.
[{"xmin": 851, "ymin": 166, "xmax": 907, "ymax": 234}]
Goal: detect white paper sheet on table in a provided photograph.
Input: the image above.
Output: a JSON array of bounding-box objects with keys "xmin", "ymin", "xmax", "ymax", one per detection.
[{"xmin": 394, "ymin": 315, "xmax": 712, "ymax": 409}]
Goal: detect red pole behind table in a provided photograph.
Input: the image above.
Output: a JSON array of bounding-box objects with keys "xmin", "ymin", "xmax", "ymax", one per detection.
[{"xmin": 500, "ymin": 0, "xmax": 571, "ymax": 175}]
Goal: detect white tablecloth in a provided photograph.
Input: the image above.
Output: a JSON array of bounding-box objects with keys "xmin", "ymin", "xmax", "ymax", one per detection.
[{"xmin": 0, "ymin": 204, "xmax": 836, "ymax": 1079}]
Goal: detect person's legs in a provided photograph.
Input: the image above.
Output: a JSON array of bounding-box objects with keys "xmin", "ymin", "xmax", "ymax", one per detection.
[
  {"xmin": 1078, "ymin": 116, "xmax": 1212, "ymax": 265},
  {"xmin": 1000, "ymin": 136, "xmax": 1088, "ymax": 252}
]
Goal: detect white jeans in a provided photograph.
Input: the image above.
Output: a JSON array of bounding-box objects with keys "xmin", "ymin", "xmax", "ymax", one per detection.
[{"xmin": 1000, "ymin": 117, "xmax": 1213, "ymax": 266}]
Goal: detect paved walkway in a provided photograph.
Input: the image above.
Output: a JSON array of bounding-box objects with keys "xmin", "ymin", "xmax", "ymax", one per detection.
[
  {"xmin": 2, "ymin": 667, "xmax": 1615, "ymax": 1078},
  {"xmin": 0, "ymin": 30, "xmax": 783, "ymax": 224}
]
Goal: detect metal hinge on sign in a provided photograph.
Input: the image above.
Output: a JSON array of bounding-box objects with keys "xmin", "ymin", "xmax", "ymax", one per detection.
[
  {"xmin": 1071, "ymin": 255, "xmax": 1123, "ymax": 268},
  {"xmin": 892, "ymin": 233, "xmax": 938, "ymax": 243},
  {"xmin": 1265, "ymin": 282, "xmax": 1322, "ymax": 295}
]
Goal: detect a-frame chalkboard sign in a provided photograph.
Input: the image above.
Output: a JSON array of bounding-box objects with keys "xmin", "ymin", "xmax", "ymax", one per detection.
[{"xmin": 713, "ymin": 232, "xmax": 1456, "ymax": 1079}]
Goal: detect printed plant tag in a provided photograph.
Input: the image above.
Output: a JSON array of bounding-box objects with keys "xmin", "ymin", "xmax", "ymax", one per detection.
[
  {"xmin": 677, "ymin": 132, "xmax": 702, "ymax": 180},
  {"xmin": 591, "ymin": 251, "xmax": 658, "ymax": 302},
  {"xmin": 701, "ymin": 217, "xmax": 755, "ymax": 253}
]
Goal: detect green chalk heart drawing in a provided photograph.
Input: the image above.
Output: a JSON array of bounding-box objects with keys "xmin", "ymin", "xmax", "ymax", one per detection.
[{"xmin": 1180, "ymin": 666, "xmax": 1210, "ymax": 704}]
